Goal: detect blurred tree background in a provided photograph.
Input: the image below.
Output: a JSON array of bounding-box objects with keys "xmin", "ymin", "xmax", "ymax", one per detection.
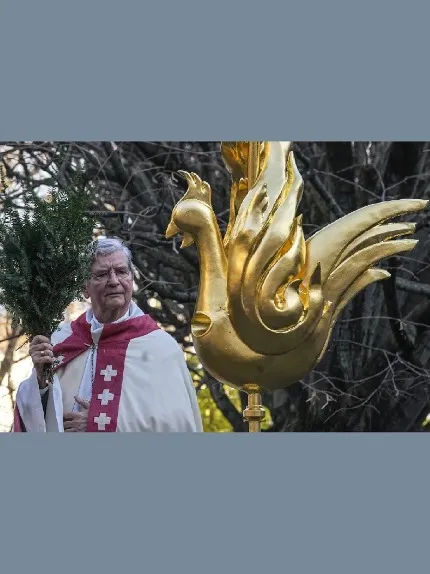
[{"xmin": 1, "ymin": 141, "xmax": 430, "ymax": 431}]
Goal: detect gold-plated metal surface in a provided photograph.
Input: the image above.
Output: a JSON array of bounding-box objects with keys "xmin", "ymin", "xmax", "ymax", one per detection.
[
  {"xmin": 166, "ymin": 142, "xmax": 427, "ymax": 430},
  {"xmin": 242, "ymin": 384, "xmax": 265, "ymax": 432}
]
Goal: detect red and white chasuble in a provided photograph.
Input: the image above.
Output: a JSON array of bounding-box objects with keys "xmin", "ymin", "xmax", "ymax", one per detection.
[{"xmin": 13, "ymin": 306, "xmax": 203, "ymax": 432}]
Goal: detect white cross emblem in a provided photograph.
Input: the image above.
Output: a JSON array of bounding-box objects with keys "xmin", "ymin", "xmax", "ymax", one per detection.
[
  {"xmin": 100, "ymin": 364, "xmax": 117, "ymax": 381},
  {"xmin": 94, "ymin": 412, "xmax": 111, "ymax": 431},
  {"xmin": 98, "ymin": 388, "xmax": 114, "ymax": 406}
]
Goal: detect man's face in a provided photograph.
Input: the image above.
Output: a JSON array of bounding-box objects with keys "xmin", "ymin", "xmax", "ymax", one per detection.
[{"xmin": 84, "ymin": 251, "xmax": 133, "ymax": 322}]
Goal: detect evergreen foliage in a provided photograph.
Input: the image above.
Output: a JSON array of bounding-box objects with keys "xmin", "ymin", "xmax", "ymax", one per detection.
[{"xmin": 0, "ymin": 173, "xmax": 95, "ymax": 339}]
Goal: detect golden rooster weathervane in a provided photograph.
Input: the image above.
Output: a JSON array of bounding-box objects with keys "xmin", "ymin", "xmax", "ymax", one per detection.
[{"xmin": 166, "ymin": 142, "xmax": 427, "ymax": 432}]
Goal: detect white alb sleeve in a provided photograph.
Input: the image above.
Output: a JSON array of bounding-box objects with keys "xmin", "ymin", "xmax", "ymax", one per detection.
[{"xmin": 15, "ymin": 369, "xmax": 64, "ymax": 432}]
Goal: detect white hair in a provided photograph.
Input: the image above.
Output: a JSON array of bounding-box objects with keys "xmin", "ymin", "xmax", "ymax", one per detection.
[{"xmin": 90, "ymin": 237, "xmax": 133, "ymax": 269}]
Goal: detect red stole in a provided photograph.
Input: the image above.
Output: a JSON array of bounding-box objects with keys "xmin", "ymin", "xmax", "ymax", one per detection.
[{"xmin": 53, "ymin": 312, "xmax": 159, "ymax": 432}]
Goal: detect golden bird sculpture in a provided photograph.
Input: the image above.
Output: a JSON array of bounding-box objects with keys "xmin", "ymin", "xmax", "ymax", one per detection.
[{"xmin": 166, "ymin": 142, "xmax": 428, "ymax": 431}]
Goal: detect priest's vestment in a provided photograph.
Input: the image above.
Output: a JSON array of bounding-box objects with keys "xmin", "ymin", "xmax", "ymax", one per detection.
[{"xmin": 13, "ymin": 305, "xmax": 203, "ymax": 432}]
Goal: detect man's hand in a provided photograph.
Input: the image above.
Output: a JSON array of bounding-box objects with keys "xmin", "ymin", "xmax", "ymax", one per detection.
[
  {"xmin": 29, "ymin": 335, "xmax": 54, "ymax": 388},
  {"xmin": 63, "ymin": 396, "xmax": 90, "ymax": 432}
]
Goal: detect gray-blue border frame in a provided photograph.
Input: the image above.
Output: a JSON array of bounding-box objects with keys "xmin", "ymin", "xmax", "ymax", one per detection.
[{"xmin": 1, "ymin": 2, "xmax": 429, "ymax": 573}]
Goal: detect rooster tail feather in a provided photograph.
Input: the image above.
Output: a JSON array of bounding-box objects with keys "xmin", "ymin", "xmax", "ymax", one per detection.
[
  {"xmin": 305, "ymin": 199, "xmax": 427, "ymax": 284},
  {"xmin": 324, "ymin": 238, "xmax": 417, "ymax": 304}
]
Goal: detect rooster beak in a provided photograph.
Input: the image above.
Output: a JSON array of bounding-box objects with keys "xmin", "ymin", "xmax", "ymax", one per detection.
[
  {"xmin": 180, "ymin": 232, "xmax": 194, "ymax": 248},
  {"xmin": 165, "ymin": 220, "xmax": 180, "ymax": 239}
]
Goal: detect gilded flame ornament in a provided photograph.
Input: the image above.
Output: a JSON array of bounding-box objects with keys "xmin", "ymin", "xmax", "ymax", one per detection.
[{"xmin": 166, "ymin": 142, "xmax": 428, "ymax": 431}]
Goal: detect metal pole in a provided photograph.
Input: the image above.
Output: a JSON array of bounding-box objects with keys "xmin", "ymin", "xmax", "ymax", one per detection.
[{"xmin": 242, "ymin": 384, "xmax": 265, "ymax": 432}]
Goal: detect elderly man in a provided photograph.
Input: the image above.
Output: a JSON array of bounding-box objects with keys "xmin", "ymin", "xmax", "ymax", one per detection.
[{"xmin": 13, "ymin": 238, "xmax": 203, "ymax": 432}]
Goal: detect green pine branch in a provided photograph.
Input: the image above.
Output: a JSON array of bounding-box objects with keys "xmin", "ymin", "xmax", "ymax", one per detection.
[{"xmin": 0, "ymin": 171, "xmax": 95, "ymax": 339}]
